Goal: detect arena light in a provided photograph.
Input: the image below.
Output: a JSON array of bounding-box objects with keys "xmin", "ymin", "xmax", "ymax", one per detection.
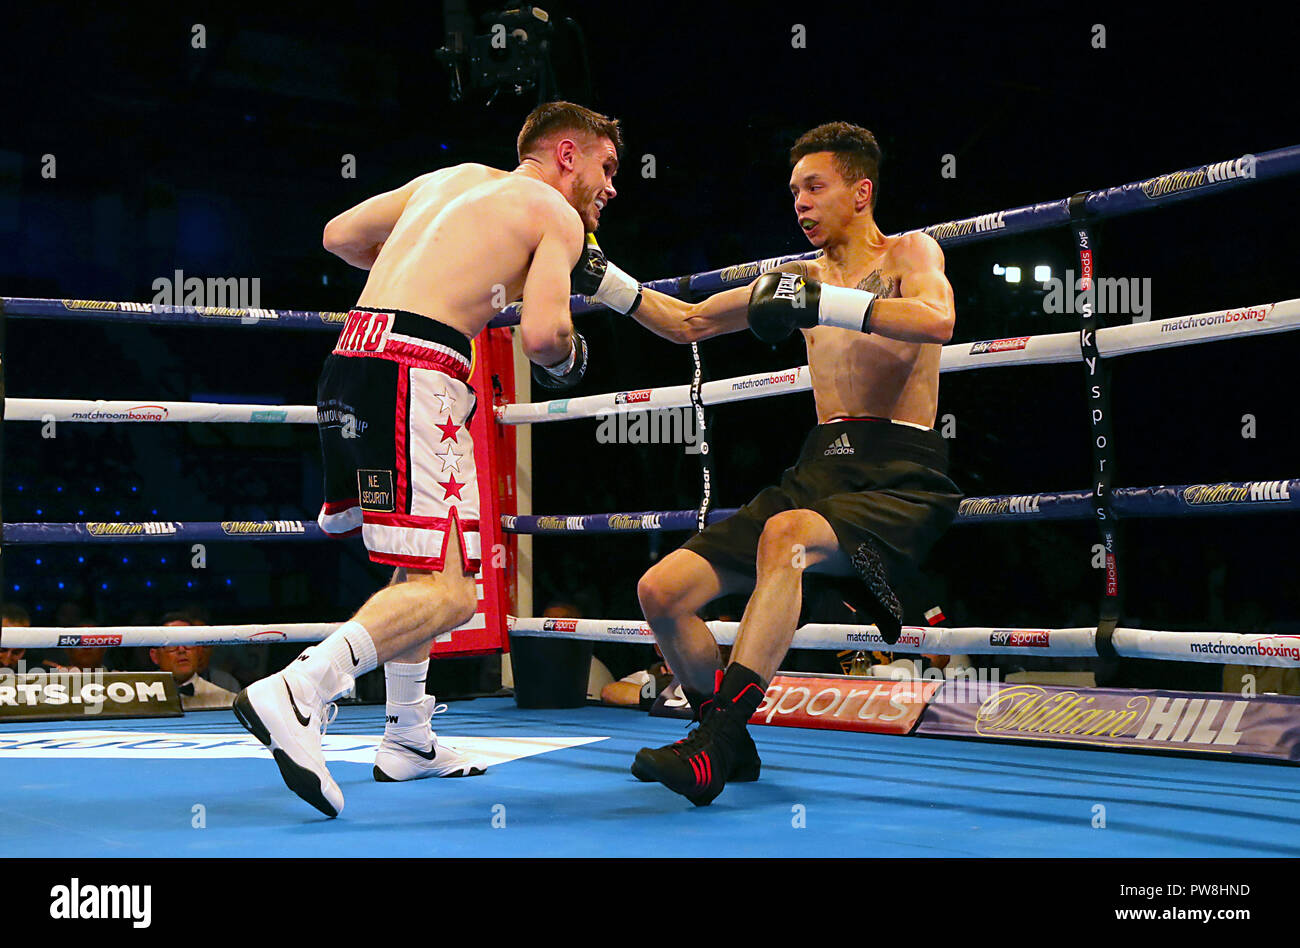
[
  {"xmin": 992, "ymin": 264, "xmax": 1005, "ymax": 275},
  {"xmin": 1034, "ymin": 265, "xmax": 1051, "ymax": 282},
  {"xmin": 1005, "ymin": 266, "xmax": 1022, "ymax": 284}
]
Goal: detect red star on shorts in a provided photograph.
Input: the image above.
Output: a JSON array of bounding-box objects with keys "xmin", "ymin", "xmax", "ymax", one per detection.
[
  {"xmin": 439, "ymin": 474, "xmax": 466, "ymax": 500},
  {"xmin": 436, "ymin": 417, "xmax": 460, "ymax": 443}
]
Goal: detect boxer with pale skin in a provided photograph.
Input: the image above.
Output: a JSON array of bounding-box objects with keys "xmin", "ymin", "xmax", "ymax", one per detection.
[
  {"xmin": 625, "ymin": 122, "xmax": 963, "ymax": 805},
  {"xmin": 233, "ymin": 101, "xmax": 644, "ymax": 817}
]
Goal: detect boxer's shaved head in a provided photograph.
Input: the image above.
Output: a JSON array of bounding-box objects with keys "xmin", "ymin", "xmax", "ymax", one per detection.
[
  {"xmin": 790, "ymin": 122, "xmax": 882, "ymax": 208},
  {"xmin": 517, "ymin": 101, "xmax": 623, "ymax": 161}
]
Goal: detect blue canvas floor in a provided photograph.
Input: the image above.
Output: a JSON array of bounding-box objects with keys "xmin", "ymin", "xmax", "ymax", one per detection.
[{"xmin": 2, "ymin": 698, "xmax": 1297, "ymax": 857}]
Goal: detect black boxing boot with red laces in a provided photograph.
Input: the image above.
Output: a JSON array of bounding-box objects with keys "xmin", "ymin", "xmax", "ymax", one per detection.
[{"xmin": 630, "ymin": 663, "xmax": 767, "ymax": 806}]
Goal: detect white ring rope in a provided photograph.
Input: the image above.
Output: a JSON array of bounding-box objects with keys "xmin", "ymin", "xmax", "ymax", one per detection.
[
  {"xmin": 1, "ymin": 622, "xmax": 338, "ymax": 649},
  {"xmin": 498, "ymin": 298, "xmax": 1299, "ymax": 425},
  {"xmin": 501, "ymin": 618, "xmax": 1300, "ymax": 667},
  {"xmin": 7, "ymin": 300, "xmax": 1294, "ymax": 428},
  {"xmin": 4, "ymin": 399, "xmax": 318, "ymax": 424},
  {"xmin": 8, "ymin": 618, "xmax": 1297, "ymax": 669}
]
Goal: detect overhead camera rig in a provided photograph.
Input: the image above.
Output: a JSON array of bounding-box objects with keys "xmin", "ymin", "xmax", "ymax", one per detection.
[{"xmin": 436, "ymin": 3, "xmax": 590, "ymax": 106}]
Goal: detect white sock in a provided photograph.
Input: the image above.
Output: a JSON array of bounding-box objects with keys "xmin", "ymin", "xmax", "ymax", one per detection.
[
  {"xmin": 385, "ymin": 659, "xmax": 429, "ymax": 705},
  {"xmin": 385, "ymin": 659, "xmax": 434, "ymax": 743},
  {"xmin": 292, "ymin": 620, "xmax": 378, "ymax": 702}
]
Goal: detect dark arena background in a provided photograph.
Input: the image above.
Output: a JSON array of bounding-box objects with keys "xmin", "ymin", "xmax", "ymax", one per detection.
[{"xmin": 1, "ymin": 0, "xmax": 1298, "ymax": 915}]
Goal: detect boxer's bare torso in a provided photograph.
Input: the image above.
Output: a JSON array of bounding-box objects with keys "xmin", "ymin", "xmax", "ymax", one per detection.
[
  {"xmin": 786, "ymin": 238, "xmax": 941, "ymax": 428},
  {"xmin": 633, "ymin": 225, "xmax": 952, "ymax": 431},
  {"xmin": 352, "ymin": 163, "xmax": 574, "ymax": 339}
]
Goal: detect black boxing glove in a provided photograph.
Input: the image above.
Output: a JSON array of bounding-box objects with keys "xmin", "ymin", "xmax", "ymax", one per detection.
[
  {"xmin": 571, "ymin": 233, "xmax": 642, "ymax": 315},
  {"xmin": 747, "ymin": 270, "xmax": 877, "ymax": 344},
  {"xmin": 532, "ymin": 330, "xmax": 589, "ymax": 391}
]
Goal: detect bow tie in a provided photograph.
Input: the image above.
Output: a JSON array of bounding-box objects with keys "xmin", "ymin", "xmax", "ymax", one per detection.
[{"xmin": 177, "ymin": 681, "xmax": 196, "ymax": 697}]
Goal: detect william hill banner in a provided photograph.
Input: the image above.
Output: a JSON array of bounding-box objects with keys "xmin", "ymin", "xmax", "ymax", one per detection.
[{"xmin": 916, "ymin": 683, "xmax": 1300, "ymax": 761}]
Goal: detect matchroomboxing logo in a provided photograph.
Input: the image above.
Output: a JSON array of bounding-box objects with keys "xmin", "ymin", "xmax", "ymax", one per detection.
[
  {"xmin": 730, "ymin": 369, "xmax": 800, "ymax": 392},
  {"xmin": 842, "ymin": 629, "xmax": 923, "ymax": 648},
  {"xmin": 1159, "ymin": 305, "xmax": 1273, "ymax": 334},
  {"xmin": 607, "ymin": 625, "xmax": 651, "ymax": 637},
  {"xmin": 69, "ymin": 405, "xmax": 168, "ymax": 422}
]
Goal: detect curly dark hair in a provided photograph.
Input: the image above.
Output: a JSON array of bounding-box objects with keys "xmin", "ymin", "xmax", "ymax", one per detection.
[{"xmin": 790, "ymin": 122, "xmax": 882, "ymax": 207}]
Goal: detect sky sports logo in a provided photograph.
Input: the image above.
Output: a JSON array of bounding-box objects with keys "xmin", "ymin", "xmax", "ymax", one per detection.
[
  {"xmin": 613, "ymin": 389, "xmax": 652, "ymax": 405},
  {"xmin": 989, "ymin": 630, "xmax": 1051, "ymax": 647},
  {"xmin": 969, "ymin": 337, "xmax": 1030, "ymax": 354},
  {"xmin": 57, "ymin": 634, "xmax": 123, "ymax": 647}
]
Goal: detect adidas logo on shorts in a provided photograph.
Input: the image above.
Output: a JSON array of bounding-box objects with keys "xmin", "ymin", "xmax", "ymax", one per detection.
[{"xmin": 823, "ymin": 433, "xmax": 854, "ymax": 456}]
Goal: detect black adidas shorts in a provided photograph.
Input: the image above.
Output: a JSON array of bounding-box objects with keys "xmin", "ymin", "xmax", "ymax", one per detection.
[{"xmin": 682, "ymin": 417, "xmax": 962, "ymax": 610}]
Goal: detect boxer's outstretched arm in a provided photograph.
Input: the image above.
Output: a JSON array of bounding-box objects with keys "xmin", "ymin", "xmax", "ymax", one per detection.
[
  {"xmin": 519, "ymin": 206, "xmax": 584, "ymax": 367},
  {"xmin": 630, "ymin": 260, "xmax": 811, "ymax": 344},
  {"xmin": 322, "ymin": 173, "xmax": 435, "ymax": 270},
  {"xmin": 631, "ymin": 285, "xmax": 750, "ymax": 343}
]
